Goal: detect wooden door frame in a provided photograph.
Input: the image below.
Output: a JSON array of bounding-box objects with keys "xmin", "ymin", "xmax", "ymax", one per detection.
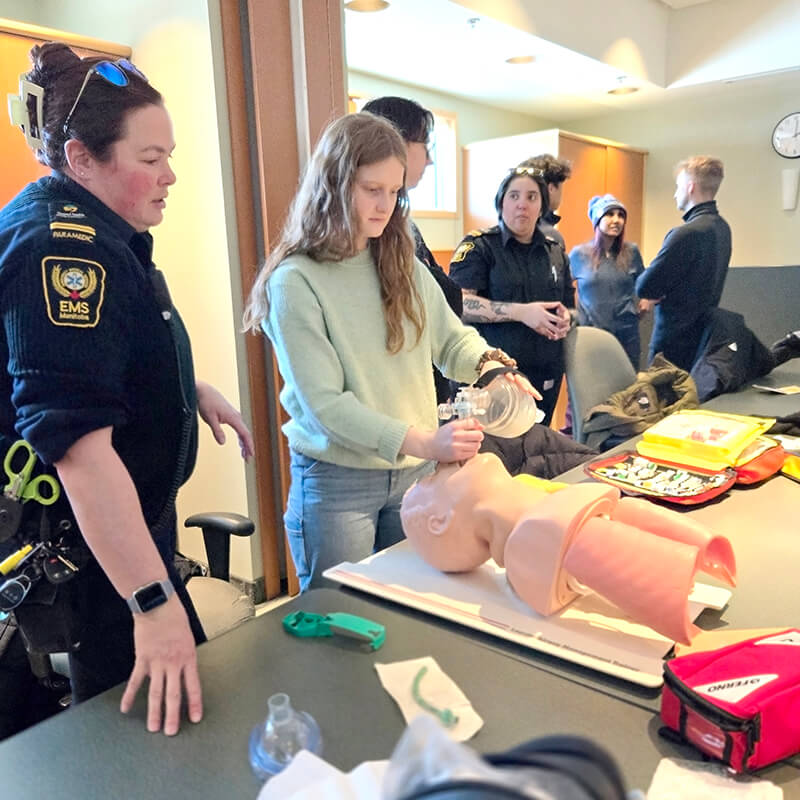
[{"xmin": 217, "ymin": 0, "xmax": 346, "ymax": 598}]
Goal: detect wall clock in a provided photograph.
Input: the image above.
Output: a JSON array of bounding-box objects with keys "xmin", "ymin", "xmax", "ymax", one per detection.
[{"xmin": 772, "ymin": 112, "xmax": 800, "ymax": 158}]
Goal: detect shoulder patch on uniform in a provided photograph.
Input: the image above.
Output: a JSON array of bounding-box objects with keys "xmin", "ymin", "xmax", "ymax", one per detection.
[
  {"xmin": 48, "ymin": 202, "xmax": 96, "ymax": 245},
  {"xmin": 452, "ymin": 241, "xmax": 475, "ymax": 263},
  {"xmin": 466, "ymin": 229, "xmax": 484, "ymax": 238},
  {"xmin": 41, "ymin": 256, "xmax": 106, "ymax": 328}
]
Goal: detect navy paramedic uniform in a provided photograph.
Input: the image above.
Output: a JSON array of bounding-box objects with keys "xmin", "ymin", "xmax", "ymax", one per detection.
[
  {"xmin": 449, "ymin": 222, "xmax": 574, "ymax": 425},
  {"xmin": 0, "ymin": 174, "xmax": 205, "ymax": 703}
]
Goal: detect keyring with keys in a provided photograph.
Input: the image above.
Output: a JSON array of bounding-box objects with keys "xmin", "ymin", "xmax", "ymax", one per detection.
[
  {"xmin": 0, "ymin": 572, "xmax": 33, "ymax": 611},
  {"xmin": 3, "ymin": 440, "xmax": 61, "ymax": 505}
]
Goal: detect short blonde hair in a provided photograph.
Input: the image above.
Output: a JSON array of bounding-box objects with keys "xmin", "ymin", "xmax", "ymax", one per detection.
[{"xmin": 676, "ymin": 156, "xmax": 724, "ymax": 197}]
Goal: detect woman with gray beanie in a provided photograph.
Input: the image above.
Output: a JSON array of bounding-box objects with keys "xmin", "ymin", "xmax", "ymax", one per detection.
[{"xmin": 569, "ymin": 194, "xmax": 646, "ymax": 369}]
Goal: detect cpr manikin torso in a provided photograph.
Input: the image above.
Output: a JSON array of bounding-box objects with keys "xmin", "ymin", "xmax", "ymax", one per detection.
[{"xmin": 400, "ymin": 453, "xmax": 736, "ymax": 644}]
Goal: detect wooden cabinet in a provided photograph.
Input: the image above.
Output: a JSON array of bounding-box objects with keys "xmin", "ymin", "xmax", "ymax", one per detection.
[{"xmin": 462, "ymin": 128, "xmax": 647, "ymax": 253}]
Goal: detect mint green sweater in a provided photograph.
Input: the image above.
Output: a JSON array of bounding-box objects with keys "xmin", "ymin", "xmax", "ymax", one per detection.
[{"xmin": 263, "ymin": 249, "xmax": 488, "ymax": 469}]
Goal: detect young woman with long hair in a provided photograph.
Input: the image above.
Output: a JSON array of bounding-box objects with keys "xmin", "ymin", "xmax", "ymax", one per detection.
[{"xmin": 243, "ymin": 112, "xmax": 525, "ymax": 591}]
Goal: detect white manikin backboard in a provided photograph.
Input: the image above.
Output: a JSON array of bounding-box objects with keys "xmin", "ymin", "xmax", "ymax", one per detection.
[{"xmin": 324, "ymin": 541, "xmax": 731, "ymax": 688}]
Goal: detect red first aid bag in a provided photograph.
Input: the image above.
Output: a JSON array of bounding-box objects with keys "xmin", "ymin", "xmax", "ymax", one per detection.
[{"xmin": 661, "ymin": 629, "xmax": 800, "ymax": 772}]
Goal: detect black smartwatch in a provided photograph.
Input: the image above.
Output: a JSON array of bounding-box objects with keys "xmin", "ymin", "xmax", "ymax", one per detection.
[{"xmin": 126, "ymin": 579, "xmax": 175, "ymax": 614}]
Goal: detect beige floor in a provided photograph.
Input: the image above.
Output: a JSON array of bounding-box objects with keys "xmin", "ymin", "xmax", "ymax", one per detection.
[{"xmin": 254, "ymin": 593, "xmax": 293, "ymax": 617}]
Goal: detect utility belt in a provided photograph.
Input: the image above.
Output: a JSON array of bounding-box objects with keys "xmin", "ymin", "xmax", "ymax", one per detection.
[{"xmin": 0, "ymin": 439, "xmax": 90, "ymax": 654}]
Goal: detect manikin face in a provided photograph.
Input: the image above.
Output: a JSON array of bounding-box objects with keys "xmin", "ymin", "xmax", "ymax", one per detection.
[
  {"xmin": 405, "ymin": 141, "xmax": 432, "ymax": 190},
  {"xmin": 674, "ymin": 169, "xmax": 693, "ymax": 212},
  {"xmin": 352, "ymin": 156, "xmax": 404, "ymax": 250},
  {"xmin": 401, "ymin": 452, "xmax": 547, "ymax": 571},
  {"xmin": 85, "ymin": 104, "xmax": 176, "ymax": 232},
  {"xmin": 598, "ymin": 209, "xmax": 626, "ymax": 238},
  {"xmin": 501, "ymin": 176, "xmax": 542, "ymax": 244}
]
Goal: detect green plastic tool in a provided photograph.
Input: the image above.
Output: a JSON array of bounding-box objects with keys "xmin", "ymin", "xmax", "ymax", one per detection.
[{"xmin": 282, "ymin": 610, "xmax": 386, "ymax": 650}]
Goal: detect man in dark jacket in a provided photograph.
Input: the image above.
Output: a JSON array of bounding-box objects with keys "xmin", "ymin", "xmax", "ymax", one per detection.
[{"xmin": 636, "ymin": 156, "xmax": 731, "ymax": 371}]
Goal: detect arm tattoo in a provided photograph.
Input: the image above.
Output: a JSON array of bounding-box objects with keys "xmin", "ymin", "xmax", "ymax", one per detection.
[
  {"xmin": 489, "ymin": 300, "xmax": 512, "ymax": 318},
  {"xmin": 461, "ymin": 294, "xmax": 511, "ymax": 323}
]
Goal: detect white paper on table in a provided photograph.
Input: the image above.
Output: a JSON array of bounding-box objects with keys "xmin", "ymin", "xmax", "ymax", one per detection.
[
  {"xmin": 374, "ymin": 656, "xmax": 483, "ymax": 741},
  {"xmin": 256, "ymin": 750, "xmax": 388, "ymax": 800},
  {"xmin": 646, "ymin": 758, "xmax": 783, "ymax": 799},
  {"xmin": 324, "ymin": 541, "xmax": 730, "ymax": 688}
]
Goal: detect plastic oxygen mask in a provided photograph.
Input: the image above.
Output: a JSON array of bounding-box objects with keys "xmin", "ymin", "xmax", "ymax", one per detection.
[{"xmin": 438, "ymin": 376, "xmax": 544, "ymax": 438}]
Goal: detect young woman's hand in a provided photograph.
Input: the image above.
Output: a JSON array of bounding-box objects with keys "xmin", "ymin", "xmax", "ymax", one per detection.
[
  {"xmin": 502, "ymin": 371, "xmax": 542, "ymax": 401},
  {"xmin": 429, "ymin": 418, "xmax": 484, "ymax": 463},
  {"xmin": 401, "ymin": 418, "xmax": 484, "ymax": 463}
]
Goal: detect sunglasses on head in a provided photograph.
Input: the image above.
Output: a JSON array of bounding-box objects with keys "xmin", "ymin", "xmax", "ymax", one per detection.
[
  {"xmin": 62, "ymin": 59, "xmax": 148, "ymax": 136},
  {"xmin": 508, "ymin": 166, "xmax": 545, "ymax": 179}
]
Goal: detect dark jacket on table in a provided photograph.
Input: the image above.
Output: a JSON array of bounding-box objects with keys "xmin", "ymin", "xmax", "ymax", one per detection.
[
  {"xmin": 480, "ymin": 425, "xmax": 596, "ymax": 480},
  {"xmin": 690, "ymin": 308, "xmax": 775, "ymax": 402}
]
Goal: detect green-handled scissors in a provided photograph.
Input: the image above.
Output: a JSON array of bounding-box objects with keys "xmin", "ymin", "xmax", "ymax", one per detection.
[{"xmin": 3, "ymin": 440, "xmax": 60, "ymax": 505}]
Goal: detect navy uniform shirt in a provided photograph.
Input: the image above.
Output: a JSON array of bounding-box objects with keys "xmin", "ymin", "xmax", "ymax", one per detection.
[
  {"xmin": 0, "ymin": 174, "xmax": 197, "ymax": 530},
  {"xmin": 448, "ymin": 222, "xmax": 574, "ymax": 383}
]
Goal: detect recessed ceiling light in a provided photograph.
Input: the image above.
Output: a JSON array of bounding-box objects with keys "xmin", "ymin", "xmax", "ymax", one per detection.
[
  {"xmin": 344, "ymin": 0, "xmax": 390, "ymax": 11},
  {"xmin": 505, "ymin": 55, "xmax": 536, "ymax": 65},
  {"xmin": 608, "ymin": 75, "xmax": 638, "ymax": 95}
]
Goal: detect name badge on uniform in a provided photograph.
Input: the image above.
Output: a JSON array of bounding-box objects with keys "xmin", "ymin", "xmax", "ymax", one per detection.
[{"xmin": 41, "ymin": 256, "xmax": 106, "ymax": 328}]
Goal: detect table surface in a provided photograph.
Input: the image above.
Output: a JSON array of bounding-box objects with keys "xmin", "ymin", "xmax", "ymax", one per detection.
[
  {"xmin": 0, "ymin": 588, "xmax": 675, "ymax": 798},
  {"xmin": 2, "ymin": 364, "xmax": 799, "ymax": 798},
  {"xmin": 701, "ymin": 362, "xmax": 800, "ymax": 418}
]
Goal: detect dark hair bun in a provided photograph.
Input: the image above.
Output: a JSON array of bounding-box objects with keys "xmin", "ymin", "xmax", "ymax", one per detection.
[{"xmin": 28, "ymin": 42, "xmax": 82, "ymax": 90}]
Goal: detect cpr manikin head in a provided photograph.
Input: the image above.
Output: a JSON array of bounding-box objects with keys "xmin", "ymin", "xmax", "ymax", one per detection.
[{"xmin": 400, "ymin": 453, "xmax": 548, "ymax": 570}]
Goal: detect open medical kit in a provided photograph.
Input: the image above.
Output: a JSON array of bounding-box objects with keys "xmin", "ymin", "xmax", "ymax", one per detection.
[
  {"xmin": 661, "ymin": 629, "xmax": 800, "ymax": 772},
  {"xmin": 585, "ymin": 410, "xmax": 786, "ymax": 504}
]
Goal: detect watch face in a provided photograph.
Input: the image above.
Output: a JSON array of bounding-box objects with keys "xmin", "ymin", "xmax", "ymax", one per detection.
[
  {"xmin": 773, "ymin": 113, "xmax": 800, "ymax": 158},
  {"xmin": 134, "ymin": 581, "xmax": 170, "ymax": 612}
]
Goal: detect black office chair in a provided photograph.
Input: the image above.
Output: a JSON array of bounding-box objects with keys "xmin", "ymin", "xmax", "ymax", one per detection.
[
  {"xmin": 183, "ymin": 511, "xmax": 256, "ymax": 638},
  {"xmin": 30, "ymin": 511, "xmax": 255, "ymax": 697}
]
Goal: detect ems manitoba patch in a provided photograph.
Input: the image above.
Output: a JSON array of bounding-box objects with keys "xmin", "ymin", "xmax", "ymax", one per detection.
[
  {"xmin": 451, "ymin": 241, "xmax": 474, "ymax": 263},
  {"xmin": 41, "ymin": 256, "xmax": 106, "ymax": 328}
]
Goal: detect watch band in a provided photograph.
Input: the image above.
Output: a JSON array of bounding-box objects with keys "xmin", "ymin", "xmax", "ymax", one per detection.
[{"xmin": 126, "ymin": 578, "xmax": 175, "ymax": 614}]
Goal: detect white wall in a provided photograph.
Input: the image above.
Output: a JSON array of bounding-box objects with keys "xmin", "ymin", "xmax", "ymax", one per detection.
[
  {"xmin": 667, "ymin": 0, "xmax": 800, "ymax": 87},
  {"xmin": 561, "ymin": 70, "xmax": 800, "ymax": 267},
  {"xmin": 349, "ymin": 70, "xmax": 554, "ymax": 249},
  {"xmin": 0, "ymin": 0, "xmax": 257, "ymax": 580}
]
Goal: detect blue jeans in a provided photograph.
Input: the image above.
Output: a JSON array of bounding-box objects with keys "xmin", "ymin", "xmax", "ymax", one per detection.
[{"xmin": 285, "ymin": 451, "xmax": 434, "ymax": 591}]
